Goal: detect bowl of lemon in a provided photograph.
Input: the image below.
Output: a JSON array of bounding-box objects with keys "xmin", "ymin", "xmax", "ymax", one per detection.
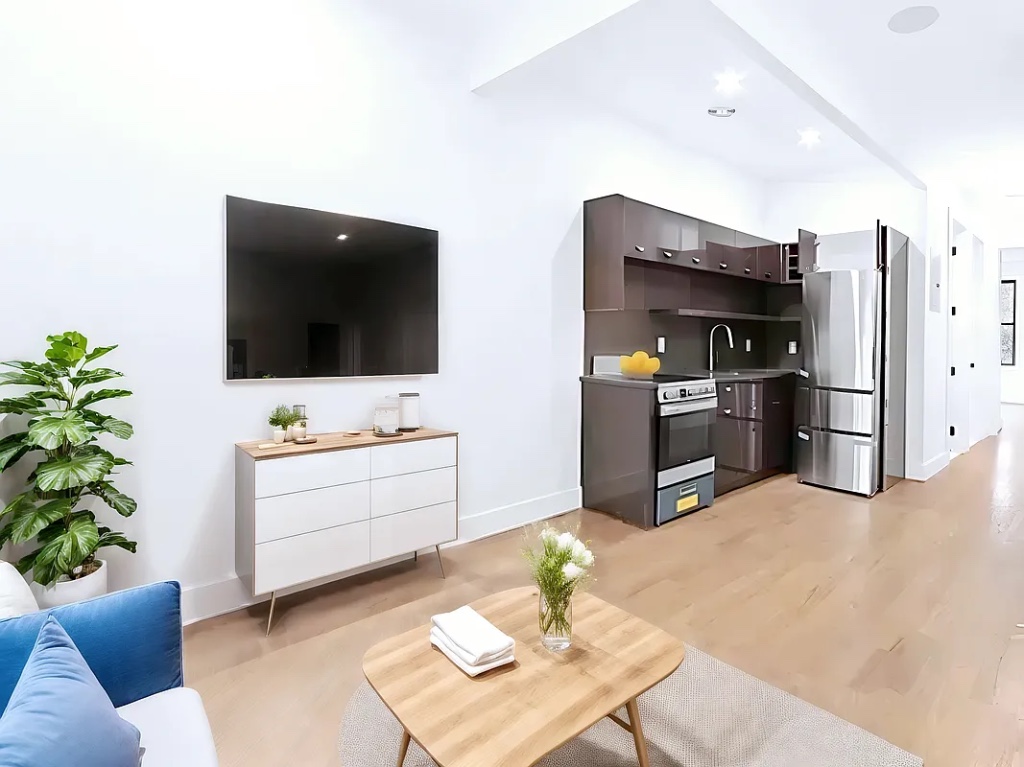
[{"xmin": 619, "ymin": 351, "xmax": 661, "ymax": 379}]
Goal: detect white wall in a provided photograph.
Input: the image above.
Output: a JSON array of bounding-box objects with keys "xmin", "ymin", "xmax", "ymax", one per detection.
[
  {"xmin": 1001, "ymin": 249, "xmax": 1024, "ymax": 403},
  {"xmin": 0, "ymin": 1, "xmax": 767, "ymax": 622}
]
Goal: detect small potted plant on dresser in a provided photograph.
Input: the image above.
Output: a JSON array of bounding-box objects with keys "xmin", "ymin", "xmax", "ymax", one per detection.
[
  {"xmin": 268, "ymin": 404, "xmax": 296, "ymax": 443},
  {"xmin": 0, "ymin": 332, "xmax": 138, "ymax": 608}
]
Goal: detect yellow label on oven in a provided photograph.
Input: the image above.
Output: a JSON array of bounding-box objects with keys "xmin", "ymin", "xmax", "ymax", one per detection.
[{"xmin": 676, "ymin": 495, "xmax": 698, "ymax": 513}]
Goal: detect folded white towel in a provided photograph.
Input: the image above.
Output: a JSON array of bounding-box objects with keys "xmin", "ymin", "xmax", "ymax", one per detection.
[
  {"xmin": 430, "ymin": 628, "xmax": 514, "ymax": 677},
  {"xmin": 430, "ymin": 606, "xmax": 515, "ymax": 666}
]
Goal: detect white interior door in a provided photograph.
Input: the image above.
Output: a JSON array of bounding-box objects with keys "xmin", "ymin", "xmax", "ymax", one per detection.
[{"xmin": 947, "ymin": 225, "xmax": 972, "ymax": 455}]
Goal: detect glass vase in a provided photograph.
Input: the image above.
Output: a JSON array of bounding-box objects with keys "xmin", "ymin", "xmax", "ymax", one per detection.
[{"xmin": 539, "ymin": 592, "xmax": 573, "ymax": 651}]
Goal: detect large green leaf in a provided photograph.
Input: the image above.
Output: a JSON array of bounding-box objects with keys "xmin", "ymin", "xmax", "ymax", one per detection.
[
  {"xmin": 0, "ymin": 394, "xmax": 45, "ymax": 415},
  {"xmin": 96, "ymin": 530, "xmax": 137, "ymax": 554},
  {"xmin": 53, "ymin": 515, "xmax": 99, "ymax": 573},
  {"xmin": 0, "ymin": 370, "xmax": 52, "ymax": 387},
  {"xmin": 4, "ymin": 498, "xmax": 73, "ymax": 544},
  {"xmin": 94, "ymin": 482, "xmax": 137, "ymax": 517},
  {"xmin": 68, "ymin": 368, "xmax": 123, "ymax": 388},
  {"xmin": 77, "ymin": 388, "xmax": 132, "ymax": 409},
  {"xmin": 27, "ymin": 411, "xmax": 92, "ymax": 450},
  {"xmin": 35, "ymin": 451, "xmax": 112, "ymax": 491},
  {"xmin": 0, "ymin": 492, "xmax": 34, "ymax": 522},
  {"xmin": 44, "ymin": 332, "xmax": 88, "ymax": 368},
  {"xmin": 84, "ymin": 345, "xmax": 117, "ymax": 365},
  {"xmin": 81, "ymin": 410, "xmax": 133, "ymax": 439},
  {"xmin": 0, "ymin": 432, "xmax": 32, "ymax": 472}
]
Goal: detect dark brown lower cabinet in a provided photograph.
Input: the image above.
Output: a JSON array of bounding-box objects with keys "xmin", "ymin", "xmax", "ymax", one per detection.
[{"xmin": 714, "ymin": 376, "xmax": 794, "ymax": 496}]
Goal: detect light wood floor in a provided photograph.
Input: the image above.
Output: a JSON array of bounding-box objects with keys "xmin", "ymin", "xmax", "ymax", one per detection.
[{"xmin": 186, "ymin": 407, "xmax": 1024, "ymax": 767}]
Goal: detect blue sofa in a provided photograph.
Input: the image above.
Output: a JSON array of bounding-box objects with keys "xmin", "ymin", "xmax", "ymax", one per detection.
[{"xmin": 0, "ymin": 581, "xmax": 218, "ymax": 767}]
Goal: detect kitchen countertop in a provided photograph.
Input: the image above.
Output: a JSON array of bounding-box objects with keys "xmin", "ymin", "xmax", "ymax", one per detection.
[{"xmin": 581, "ymin": 369, "xmax": 797, "ymax": 388}]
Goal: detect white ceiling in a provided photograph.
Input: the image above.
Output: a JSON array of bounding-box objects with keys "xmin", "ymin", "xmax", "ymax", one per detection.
[
  {"xmin": 708, "ymin": 0, "xmax": 1024, "ymax": 195},
  {"xmin": 471, "ymin": 0, "xmax": 899, "ymax": 183},
  {"xmin": 374, "ymin": 0, "xmax": 1022, "ymax": 194}
]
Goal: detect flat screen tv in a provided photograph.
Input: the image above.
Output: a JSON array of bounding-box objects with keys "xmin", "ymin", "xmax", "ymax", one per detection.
[{"xmin": 225, "ymin": 196, "xmax": 439, "ymax": 380}]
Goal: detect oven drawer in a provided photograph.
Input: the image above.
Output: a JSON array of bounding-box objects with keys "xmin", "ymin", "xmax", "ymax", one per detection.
[
  {"xmin": 655, "ymin": 473, "xmax": 714, "ymax": 525},
  {"xmin": 717, "ymin": 382, "xmax": 762, "ymax": 420}
]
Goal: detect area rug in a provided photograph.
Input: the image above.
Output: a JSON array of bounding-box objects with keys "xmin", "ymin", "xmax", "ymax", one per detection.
[{"xmin": 338, "ymin": 645, "xmax": 922, "ymax": 766}]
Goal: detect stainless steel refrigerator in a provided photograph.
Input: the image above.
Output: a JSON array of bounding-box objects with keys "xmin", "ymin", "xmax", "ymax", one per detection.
[{"xmin": 795, "ymin": 223, "xmax": 909, "ymax": 496}]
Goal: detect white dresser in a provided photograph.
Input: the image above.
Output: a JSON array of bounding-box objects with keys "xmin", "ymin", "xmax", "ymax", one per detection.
[{"xmin": 235, "ymin": 428, "xmax": 458, "ymax": 632}]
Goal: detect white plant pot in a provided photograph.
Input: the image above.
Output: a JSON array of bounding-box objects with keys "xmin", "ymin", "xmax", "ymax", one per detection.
[
  {"xmin": 273, "ymin": 429, "xmax": 286, "ymax": 444},
  {"xmin": 285, "ymin": 425, "xmax": 293, "ymax": 441},
  {"xmin": 31, "ymin": 559, "xmax": 108, "ymax": 609},
  {"xmin": 292, "ymin": 424, "xmax": 307, "ymax": 440}
]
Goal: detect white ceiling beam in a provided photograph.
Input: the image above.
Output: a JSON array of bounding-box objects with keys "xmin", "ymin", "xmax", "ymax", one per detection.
[{"xmin": 470, "ymin": 0, "xmax": 643, "ymax": 93}]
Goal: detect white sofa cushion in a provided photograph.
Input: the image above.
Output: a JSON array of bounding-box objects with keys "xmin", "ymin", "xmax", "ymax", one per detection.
[
  {"xmin": 0, "ymin": 561, "xmax": 38, "ymax": 619},
  {"xmin": 116, "ymin": 687, "xmax": 218, "ymax": 767}
]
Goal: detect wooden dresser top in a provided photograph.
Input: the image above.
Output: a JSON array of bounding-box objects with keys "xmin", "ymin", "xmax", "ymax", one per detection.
[{"xmin": 235, "ymin": 427, "xmax": 457, "ymax": 460}]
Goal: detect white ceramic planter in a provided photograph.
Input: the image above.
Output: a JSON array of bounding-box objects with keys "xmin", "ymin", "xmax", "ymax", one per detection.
[
  {"xmin": 292, "ymin": 424, "xmax": 307, "ymax": 440},
  {"xmin": 273, "ymin": 429, "xmax": 286, "ymax": 444},
  {"xmin": 31, "ymin": 559, "xmax": 108, "ymax": 609}
]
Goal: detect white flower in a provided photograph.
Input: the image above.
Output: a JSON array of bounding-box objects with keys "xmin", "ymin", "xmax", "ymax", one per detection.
[
  {"xmin": 555, "ymin": 532, "xmax": 576, "ymax": 551},
  {"xmin": 563, "ymin": 562, "xmax": 584, "ymax": 581},
  {"xmin": 571, "ymin": 539, "xmax": 587, "ymax": 559},
  {"xmin": 579, "ymin": 549, "xmax": 595, "ymax": 567},
  {"xmin": 539, "ymin": 528, "xmax": 557, "ymax": 543}
]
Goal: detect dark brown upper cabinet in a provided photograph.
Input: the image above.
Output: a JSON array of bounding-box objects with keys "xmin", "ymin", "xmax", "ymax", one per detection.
[
  {"xmin": 623, "ymin": 198, "xmax": 681, "ymax": 259},
  {"xmin": 798, "ymin": 229, "xmax": 818, "ymax": 275},
  {"xmin": 757, "ymin": 245, "xmax": 783, "ymax": 283}
]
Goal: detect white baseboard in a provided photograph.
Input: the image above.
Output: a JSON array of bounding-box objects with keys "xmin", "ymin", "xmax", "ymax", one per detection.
[
  {"xmin": 182, "ymin": 487, "xmax": 581, "ymax": 625},
  {"xmin": 906, "ymin": 451, "xmax": 949, "ymax": 482},
  {"xmin": 456, "ymin": 487, "xmax": 581, "ymax": 543}
]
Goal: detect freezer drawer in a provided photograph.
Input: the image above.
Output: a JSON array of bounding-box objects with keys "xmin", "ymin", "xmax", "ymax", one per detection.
[
  {"xmin": 655, "ymin": 472, "xmax": 714, "ymax": 525},
  {"xmin": 796, "ymin": 428, "xmax": 878, "ymax": 496},
  {"xmin": 827, "ymin": 390, "xmax": 874, "ymax": 434},
  {"xmin": 717, "ymin": 382, "xmax": 761, "ymax": 420}
]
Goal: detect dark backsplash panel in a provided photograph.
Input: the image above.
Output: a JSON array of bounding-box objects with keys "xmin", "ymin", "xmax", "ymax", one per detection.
[{"xmin": 585, "ymin": 311, "xmax": 784, "ymax": 374}]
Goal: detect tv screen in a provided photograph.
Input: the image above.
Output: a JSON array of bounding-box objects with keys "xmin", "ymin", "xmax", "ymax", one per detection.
[{"xmin": 225, "ymin": 196, "xmax": 439, "ymax": 380}]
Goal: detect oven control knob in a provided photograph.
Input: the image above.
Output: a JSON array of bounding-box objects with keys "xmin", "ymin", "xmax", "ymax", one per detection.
[
  {"xmin": 664, "ymin": 390, "xmax": 678, "ymax": 401},
  {"xmin": 678, "ymin": 388, "xmax": 687, "ymax": 398}
]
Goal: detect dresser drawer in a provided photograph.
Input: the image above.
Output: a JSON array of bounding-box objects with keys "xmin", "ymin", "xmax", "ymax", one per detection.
[
  {"xmin": 255, "ymin": 449, "xmax": 369, "ymax": 499},
  {"xmin": 370, "ymin": 502, "xmax": 457, "ymax": 561},
  {"xmin": 370, "ymin": 437, "xmax": 456, "ymax": 479},
  {"xmin": 254, "ymin": 521, "xmax": 370, "ymax": 594},
  {"xmin": 371, "ymin": 467, "xmax": 457, "ymax": 518},
  {"xmin": 255, "ymin": 481, "xmax": 369, "ymax": 544}
]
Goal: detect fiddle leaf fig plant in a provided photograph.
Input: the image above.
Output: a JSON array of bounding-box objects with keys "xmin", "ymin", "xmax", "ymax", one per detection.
[{"xmin": 0, "ymin": 332, "xmax": 137, "ymax": 586}]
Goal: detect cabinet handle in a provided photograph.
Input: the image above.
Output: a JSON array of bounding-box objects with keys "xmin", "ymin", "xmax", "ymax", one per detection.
[
  {"xmin": 719, "ymin": 262, "xmax": 728, "ymax": 269},
  {"xmin": 744, "ymin": 268, "xmax": 751, "ymax": 274},
  {"xmin": 723, "ymin": 408, "xmax": 732, "ymax": 414},
  {"xmin": 725, "ymin": 386, "xmax": 732, "ymax": 392},
  {"xmin": 692, "ymin": 256, "xmax": 701, "ymax": 264},
  {"xmin": 662, "ymin": 251, "xmax": 673, "ymax": 259},
  {"xmin": 634, "ymin": 245, "xmax": 645, "ymax": 253},
  {"xmin": 764, "ymin": 272, "xmax": 772, "ymax": 279}
]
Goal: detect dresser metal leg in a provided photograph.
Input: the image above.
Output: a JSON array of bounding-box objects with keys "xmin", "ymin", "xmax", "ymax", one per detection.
[
  {"xmin": 435, "ymin": 544, "xmax": 446, "ymax": 579},
  {"xmin": 266, "ymin": 591, "xmax": 277, "ymax": 637}
]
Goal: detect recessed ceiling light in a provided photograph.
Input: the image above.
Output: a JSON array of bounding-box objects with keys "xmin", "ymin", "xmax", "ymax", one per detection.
[
  {"xmin": 887, "ymin": 6, "xmax": 939, "ymax": 34},
  {"xmin": 798, "ymin": 128, "xmax": 822, "ymax": 148},
  {"xmin": 714, "ymin": 69, "xmax": 745, "ymax": 96},
  {"xmin": 336, "ymin": 234, "xmax": 349, "ymax": 241},
  {"xmin": 708, "ymin": 107, "xmax": 736, "ymax": 118}
]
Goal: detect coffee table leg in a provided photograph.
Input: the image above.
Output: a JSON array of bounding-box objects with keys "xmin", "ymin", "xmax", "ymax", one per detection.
[
  {"xmin": 396, "ymin": 729, "xmax": 411, "ymax": 767},
  {"xmin": 625, "ymin": 698, "xmax": 651, "ymax": 767}
]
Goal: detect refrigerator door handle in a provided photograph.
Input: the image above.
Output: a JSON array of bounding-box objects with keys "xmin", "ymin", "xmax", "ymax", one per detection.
[
  {"xmin": 797, "ymin": 369, "xmax": 809, "ymax": 378},
  {"xmin": 797, "ymin": 430, "xmax": 810, "ymax": 441}
]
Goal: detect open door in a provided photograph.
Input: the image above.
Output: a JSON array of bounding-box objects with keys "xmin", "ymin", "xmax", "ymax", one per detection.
[{"xmin": 798, "ymin": 229, "xmax": 817, "ymax": 274}]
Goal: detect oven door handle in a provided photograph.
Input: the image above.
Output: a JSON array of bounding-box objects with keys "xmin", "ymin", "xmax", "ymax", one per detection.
[{"xmin": 660, "ymin": 398, "xmax": 718, "ymax": 416}]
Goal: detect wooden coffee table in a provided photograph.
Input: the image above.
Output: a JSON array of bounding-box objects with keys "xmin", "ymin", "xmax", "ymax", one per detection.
[{"xmin": 362, "ymin": 587, "xmax": 685, "ymax": 767}]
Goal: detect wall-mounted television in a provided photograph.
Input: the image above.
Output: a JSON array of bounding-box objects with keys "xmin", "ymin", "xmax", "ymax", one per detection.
[{"xmin": 225, "ymin": 196, "xmax": 439, "ymax": 380}]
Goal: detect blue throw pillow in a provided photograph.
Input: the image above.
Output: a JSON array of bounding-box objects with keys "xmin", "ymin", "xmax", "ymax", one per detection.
[{"xmin": 0, "ymin": 615, "xmax": 142, "ymax": 767}]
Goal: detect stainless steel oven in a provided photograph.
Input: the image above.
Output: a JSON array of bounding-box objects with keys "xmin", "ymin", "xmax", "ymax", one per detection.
[{"xmin": 654, "ymin": 378, "xmax": 717, "ymax": 524}]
